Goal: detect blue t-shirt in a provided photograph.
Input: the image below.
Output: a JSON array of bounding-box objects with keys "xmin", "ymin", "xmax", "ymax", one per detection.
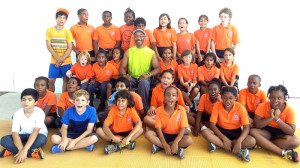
[{"xmin": 61, "ymin": 106, "xmax": 97, "ymax": 134}]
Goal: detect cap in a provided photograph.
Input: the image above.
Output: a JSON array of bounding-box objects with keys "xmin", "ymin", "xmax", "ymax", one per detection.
[
  {"xmin": 133, "ymin": 29, "xmax": 146, "ymax": 35},
  {"xmin": 56, "ymin": 8, "xmax": 69, "ymax": 16}
]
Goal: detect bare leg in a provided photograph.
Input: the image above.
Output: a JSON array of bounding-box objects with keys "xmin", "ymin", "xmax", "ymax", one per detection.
[
  {"xmin": 182, "ymin": 92, "xmax": 192, "ymax": 106},
  {"xmin": 272, "ymin": 135, "xmax": 299, "ymax": 150},
  {"xmin": 96, "ymin": 127, "xmax": 112, "ymax": 142},
  {"xmin": 201, "ymin": 128, "xmax": 226, "ymax": 148},
  {"xmin": 189, "ymin": 87, "xmax": 199, "ymax": 101},
  {"xmin": 130, "ymin": 127, "xmax": 144, "ymax": 141},
  {"xmin": 187, "ymin": 113, "xmax": 196, "ymax": 126},
  {"xmin": 62, "ymin": 77, "xmax": 69, "ymax": 92},
  {"xmin": 72, "ymin": 135, "xmax": 98, "ymax": 150},
  {"xmin": 143, "ymin": 115, "xmax": 156, "ymax": 130},
  {"xmin": 49, "ymin": 78, "xmax": 56, "ymax": 92},
  {"xmin": 232, "ymin": 135, "xmax": 256, "ymax": 149},
  {"xmin": 178, "ymin": 135, "xmax": 193, "ymax": 147},
  {"xmin": 45, "ymin": 116, "xmax": 55, "ymax": 127},
  {"xmin": 144, "ymin": 130, "xmax": 164, "ymax": 148},
  {"xmin": 106, "ymin": 83, "xmax": 112, "ymax": 101}
]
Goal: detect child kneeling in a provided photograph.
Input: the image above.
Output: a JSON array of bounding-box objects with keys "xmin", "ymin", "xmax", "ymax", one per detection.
[
  {"xmin": 96, "ymin": 90, "xmax": 143, "ymax": 154},
  {"xmin": 144, "ymin": 86, "xmax": 193, "ymax": 159}
]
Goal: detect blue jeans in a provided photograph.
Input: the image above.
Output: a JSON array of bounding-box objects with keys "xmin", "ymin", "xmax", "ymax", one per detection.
[
  {"xmin": 0, "ymin": 134, "xmax": 47, "ymax": 157},
  {"xmin": 130, "ymin": 77, "xmax": 151, "ymax": 111},
  {"xmin": 81, "ymin": 82, "xmax": 89, "ymax": 90},
  {"xmin": 87, "ymin": 81, "xmax": 107, "ymax": 107}
]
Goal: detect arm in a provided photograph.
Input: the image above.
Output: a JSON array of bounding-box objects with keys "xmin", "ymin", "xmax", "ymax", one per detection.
[
  {"xmin": 193, "ymin": 111, "xmax": 204, "ymax": 136},
  {"xmin": 114, "ymin": 41, "xmax": 121, "ymax": 48},
  {"xmin": 233, "ymin": 43, "xmax": 239, "ymax": 53},
  {"xmin": 66, "ymin": 70, "xmax": 72, "ymax": 78},
  {"xmin": 210, "ymin": 122, "xmax": 232, "ymax": 152},
  {"xmin": 229, "ymin": 75, "xmax": 237, "ymax": 87},
  {"xmin": 46, "ymin": 40, "xmax": 62, "ymax": 62},
  {"xmin": 122, "ymin": 119, "xmax": 142, "ymax": 145},
  {"xmin": 206, "ymin": 39, "xmax": 211, "ymax": 53},
  {"xmin": 253, "ymin": 109, "xmax": 275, "ymax": 128},
  {"xmin": 171, "ymin": 127, "xmax": 186, "ymax": 154},
  {"xmin": 147, "ymin": 106, "xmax": 157, "ymax": 115},
  {"xmin": 61, "ymin": 42, "xmax": 73, "ymax": 61},
  {"xmin": 66, "ymin": 123, "xmax": 95, "ymax": 150},
  {"xmin": 72, "ymin": 43, "xmax": 80, "ymax": 55},
  {"xmin": 210, "ymin": 40, "xmax": 220, "ymax": 62},
  {"xmin": 119, "ymin": 50, "xmax": 131, "ymax": 82},
  {"xmin": 179, "ymin": 78, "xmax": 189, "ymax": 90},
  {"xmin": 58, "ymin": 107, "xmax": 65, "ymax": 118},
  {"xmin": 232, "ymin": 125, "xmax": 250, "ymax": 154},
  {"xmin": 220, "ymin": 76, "xmax": 229, "ymax": 87},
  {"xmin": 151, "ymin": 42, "xmax": 160, "ymax": 61},
  {"xmin": 172, "ymin": 42, "xmax": 177, "ymax": 60},
  {"xmin": 43, "ymin": 105, "xmax": 53, "ymax": 116},
  {"xmin": 196, "ymin": 40, "xmax": 202, "ymax": 63},
  {"xmin": 156, "ymin": 128, "xmax": 172, "ymax": 155},
  {"xmin": 81, "ymin": 79, "xmax": 89, "ymax": 84},
  {"xmin": 93, "ymin": 40, "xmax": 99, "ymax": 56},
  {"xmin": 58, "ymin": 124, "xmax": 68, "ymax": 151},
  {"xmin": 274, "ymin": 109, "xmax": 296, "ymax": 135},
  {"xmin": 103, "ymin": 124, "xmax": 122, "ymax": 143}
]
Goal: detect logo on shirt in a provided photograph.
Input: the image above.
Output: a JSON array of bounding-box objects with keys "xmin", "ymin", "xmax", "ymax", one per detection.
[
  {"xmin": 176, "ymin": 114, "xmax": 182, "ymax": 121},
  {"xmin": 84, "ymin": 72, "xmax": 87, "ymax": 76},
  {"xmin": 186, "ymin": 40, "xmax": 190, "ymax": 43},
  {"xmin": 168, "ymin": 32, "xmax": 171, "ymax": 37},
  {"xmin": 43, "ymin": 103, "xmax": 47, "ymax": 107},
  {"xmin": 146, "ymin": 36, "xmax": 149, "ymax": 39},
  {"xmin": 88, "ymin": 28, "xmax": 92, "ymax": 32},
  {"xmin": 233, "ymin": 114, "xmax": 239, "ymax": 120},
  {"xmin": 228, "ymin": 32, "xmax": 233, "ymax": 36},
  {"xmin": 106, "ymin": 71, "xmax": 110, "ymax": 74},
  {"xmin": 211, "ymin": 73, "xmax": 215, "ymax": 77},
  {"xmin": 204, "ymin": 33, "xmax": 209, "ymax": 37},
  {"xmin": 191, "ymin": 70, "xmax": 194, "ymax": 74},
  {"xmin": 127, "ymin": 117, "xmax": 132, "ymax": 124},
  {"xmin": 257, "ymin": 100, "xmax": 261, "ymax": 104},
  {"xmin": 171, "ymin": 67, "xmax": 174, "ymax": 70},
  {"xmin": 111, "ymin": 32, "xmax": 115, "ymax": 36}
]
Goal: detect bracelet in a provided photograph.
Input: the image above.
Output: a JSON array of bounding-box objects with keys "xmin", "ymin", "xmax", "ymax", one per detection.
[
  {"xmin": 121, "ymin": 73, "xmax": 126, "ymax": 76},
  {"xmin": 276, "ymin": 118, "xmax": 281, "ymax": 122},
  {"xmin": 147, "ymin": 73, "xmax": 151, "ymax": 78}
]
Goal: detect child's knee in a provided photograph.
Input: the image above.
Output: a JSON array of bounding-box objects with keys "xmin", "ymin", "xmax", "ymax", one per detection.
[
  {"xmin": 287, "ymin": 136, "xmax": 300, "ymax": 149},
  {"xmin": 89, "ymin": 135, "xmax": 99, "ymax": 144},
  {"xmin": 51, "ymin": 135, "xmax": 61, "ymax": 144},
  {"xmin": 184, "ymin": 136, "xmax": 193, "ymax": 146}
]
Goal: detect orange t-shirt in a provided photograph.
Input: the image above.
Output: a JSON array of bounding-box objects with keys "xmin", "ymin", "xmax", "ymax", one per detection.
[
  {"xmin": 150, "ymin": 84, "xmax": 185, "ymax": 107},
  {"xmin": 92, "ymin": 63, "xmax": 118, "ymax": 83},
  {"xmin": 104, "ymin": 105, "xmax": 140, "ymax": 133},
  {"xmin": 211, "ymin": 24, "xmax": 240, "ymax": 50},
  {"xmin": 57, "ymin": 92, "xmax": 74, "ymax": 111},
  {"xmin": 130, "ymin": 29, "xmax": 156, "ymax": 48},
  {"xmin": 178, "ymin": 63, "xmax": 198, "ymax": 82},
  {"xmin": 36, "ymin": 91, "xmax": 57, "ymax": 114},
  {"xmin": 93, "ymin": 24, "xmax": 121, "ymax": 49},
  {"xmin": 176, "ymin": 33, "xmax": 196, "ymax": 54},
  {"xmin": 255, "ymin": 102, "xmax": 296, "ymax": 128},
  {"xmin": 238, "ymin": 88, "xmax": 268, "ymax": 113},
  {"xmin": 155, "ymin": 105, "xmax": 188, "ymax": 134},
  {"xmin": 153, "ymin": 28, "xmax": 177, "ymax": 47},
  {"xmin": 197, "ymin": 65, "xmax": 220, "ymax": 82},
  {"xmin": 159, "ymin": 59, "xmax": 178, "ymax": 77},
  {"xmin": 107, "ymin": 60, "xmax": 122, "ymax": 79},
  {"xmin": 220, "ymin": 62, "xmax": 239, "ymax": 82},
  {"xmin": 210, "ymin": 101, "xmax": 249, "ymax": 130},
  {"xmin": 70, "ymin": 23, "xmax": 95, "ymax": 52},
  {"xmin": 194, "ymin": 28, "xmax": 212, "ymax": 53},
  {"xmin": 197, "ymin": 93, "xmax": 220, "ymax": 115},
  {"xmin": 119, "ymin": 25, "xmax": 135, "ymax": 52},
  {"xmin": 70, "ymin": 63, "xmax": 93, "ymax": 81}
]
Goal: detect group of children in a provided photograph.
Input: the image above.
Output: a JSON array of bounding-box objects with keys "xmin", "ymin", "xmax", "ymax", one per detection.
[{"xmin": 0, "ymin": 6, "xmax": 299, "ymax": 164}]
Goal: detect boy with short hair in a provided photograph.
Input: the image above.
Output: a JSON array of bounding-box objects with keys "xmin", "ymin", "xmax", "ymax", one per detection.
[
  {"xmin": 211, "ymin": 7, "xmax": 240, "ymax": 62},
  {"xmin": 70, "ymin": 8, "xmax": 95, "ymax": 63},
  {"xmin": 51, "ymin": 89, "xmax": 99, "ymax": 153},
  {"xmin": 46, "ymin": 8, "xmax": 73, "ymax": 92},
  {"xmin": 0, "ymin": 89, "xmax": 48, "ymax": 163}
]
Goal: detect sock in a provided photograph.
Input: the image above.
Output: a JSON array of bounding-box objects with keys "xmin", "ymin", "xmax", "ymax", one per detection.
[{"xmin": 282, "ymin": 149, "xmax": 285, "ymax": 157}]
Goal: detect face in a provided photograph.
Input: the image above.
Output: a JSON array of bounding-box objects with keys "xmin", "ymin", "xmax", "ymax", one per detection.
[
  {"xmin": 159, "ymin": 15, "xmax": 170, "ymax": 28},
  {"xmin": 208, "ymin": 84, "xmax": 220, "ymax": 99},
  {"xmin": 221, "ymin": 91, "xmax": 236, "ymax": 111},
  {"xmin": 56, "ymin": 15, "xmax": 67, "ymax": 27},
  {"xmin": 116, "ymin": 82, "xmax": 127, "ymax": 91},
  {"xmin": 34, "ymin": 80, "xmax": 47, "ymax": 95},
  {"xmin": 113, "ymin": 49, "xmax": 121, "ymax": 61},
  {"xmin": 204, "ymin": 56, "xmax": 214, "ymax": 69},
  {"xmin": 117, "ymin": 98, "xmax": 128, "ymax": 112},
  {"xmin": 79, "ymin": 55, "xmax": 88, "ymax": 66},
  {"xmin": 134, "ymin": 31, "xmax": 145, "ymax": 47},
  {"xmin": 102, "ymin": 12, "xmax": 112, "ymax": 24},
  {"xmin": 74, "ymin": 95, "xmax": 89, "ymax": 113},
  {"xmin": 135, "ymin": 23, "xmax": 145, "ymax": 30},
  {"xmin": 124, "ymin": 12, "xmax": 134, "ymax": 25},
  {"xmin": 199, "ymin": 17, "xmax": 208, "ymax": 28},
  {"xmin": 161, "ymin": 72, "xmax": 174, "ymax": 90},
  {"xmin": 97, "ymin": 53, "xmax": 106, "ymax": 66},
  {"xmin": 269, "ymin": 90, "xmax": 285, "ymax": 110},
  {"xmin": 247, "ymin": 76, "xmax": 261, "ymax": 94},
  {"xmin": 22, "ymin": 95, "xmax": 37, "ymax": 111},
  {"xmin": 164, "ymin": 87, "xmax": 178, "ymax": 107},
  {"xmin": 78, "ymin": 10, "xmax": 88, "ymax": 23},
  {"xmin": 178, "ymin": 19, "xmax": 187, "ymax": 32},
  {"xmin": 224, "ymin": 51, "xmax": 234, "ymax": 64},
  {"xmin": 182, "ymin": 54, "xmax": 192, "ymax": 64},
  {"xmin": 162, "ymin": 48, "xmax": 172, "ymax": 61},
  {"xmin": 219, "ymin": 13, "xmax": 230, "ymax": 26},
  {"xmin": 67, "ymin": 78, "xmax": 80, "ymax": 93}
]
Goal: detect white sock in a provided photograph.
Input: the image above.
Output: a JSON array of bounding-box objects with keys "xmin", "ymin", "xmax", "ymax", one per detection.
[{"xmin": 282, "ymin": 149, "xmax": 285, "ymax": 157}]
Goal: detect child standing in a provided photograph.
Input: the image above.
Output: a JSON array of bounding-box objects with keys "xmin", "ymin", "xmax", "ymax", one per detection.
[
  {"xmin": 201, "ymin": 87, "xmax": 256, "ymax": 162},
  {"xmin": 211, "ymin": 7, "xmax": 240, "ymax": 62},
  {"xmin": 34, "ymin": 76, "xmax": 57, "ymax": 127},
  {"xmin": 51, "ymin": 89, "xmax": 99, "ymax": 153},
  {"xmin": 177, "ymin": 50, "xmax": 200, "ymax": 112},
  {"xmin": 93, "ymin": 11, "xmax": 121, "ymax": 59},
  {"xmin": 144, "ymin": 86, "xmax": 193, "ymax": 159},
  {"xmin": 120, "ymin": 8, "xmax": 135, "ymax": 52},
  {"xmin": 176, "ymin": 18, "xmax": 196, "ymax": 61},
  {"xmin": 198, "ymin": 53, "xmax": 220, "ymax": 94},
  {"xmin": 70, "ymin": 8, "xmax": 95, "ymax": 63},
  {"xmin": 157, "ymin": 47, "xmax": 178, "ymax": 82},
  {"xmin": 96, "ymin": 90, "xmax": 143, "ymax": 154},
  {"xmin": 153, "ymin": 13, "xmax": 177, "ymax": 60},
  {"xmin": 250, "ymin": 85, "xmax": 299, "ymax": 162},
  {"xmin": 0, "ymin": 89, "xmax": 47, "ymax": 163},
  {"xmin": 46, "ymin": 8, "xmax": 73, "ymax": 92},
  {"xmin": 194, "ymin": 15, "xmax": 212, "ymax": 64},
  {"xmin": 220, "ymin": 48, "xmax": 239, "ymax": 90},
  {"xmin": 66, "ymin": 51, "xmax": 93, "ymax": 90}
]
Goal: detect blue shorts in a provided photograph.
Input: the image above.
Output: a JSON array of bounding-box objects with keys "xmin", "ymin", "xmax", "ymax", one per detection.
[
  {"xmin": 56, "ymin": 131, "xmax": 99, "ymax": 139},
  {"xmin": 48, "ymin": 63, "xmax": 72, "ymax": 78}
]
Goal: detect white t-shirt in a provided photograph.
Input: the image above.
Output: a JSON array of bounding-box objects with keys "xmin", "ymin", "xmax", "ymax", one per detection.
[{"xmin": 12, "ymin": 107, "xmax": 48, "ymax": 136}]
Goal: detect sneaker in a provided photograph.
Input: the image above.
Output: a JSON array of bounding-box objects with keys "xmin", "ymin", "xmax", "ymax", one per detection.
[
  {"xmin": 177, "ymin": 147, "xmax": 185, "ymax": 159},
  {"xmin": 237, "ymin": 148, "xmax": 250, "ymax": 162},
  {"xmin": 152, "ymin": 144, "xmax": 162, "ymax": 154},
  {"xmin": 0, "ymin": 148, "xmax": 13, "ymax": 157},
  {"xmin": 86, "ymin": 144, "xmax": 95, "ymax": 151},
  {"xmin": 51, "ymin": 145, "xmax": 63, "ymax": 153},
  {"xmin": 31, "ymin": 148, "xmax": 45, "ymax": 159},
  {"xmin": 191, "ymin": 100, "xmax": 197, "ymax": 112},
  {"xmin": 284, "ymin": 149, "xmax": 299, "ymax": 162},
  {"xmin": 126, "ymin": 141, "xmax": 136, "ymax": 150},
  {"xmin": 209, "ymin": 143, "xmax": 219, "ymax": 152},
  {"xmin": 104, "ymin": 143, "xmax": 122, "ymax": 154}
]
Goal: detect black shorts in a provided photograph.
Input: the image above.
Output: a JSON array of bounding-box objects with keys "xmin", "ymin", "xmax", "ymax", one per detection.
[
  {"xmin": 177, "ymin": 83, "xmax": 200, "ymax": 93},
  {"xmin": 263, "ymin": 126, "xmax": 284, "ymax": 139},
  {"xmin": 215, "ymin": 49, "xmax": 225, "ymax": 59},
  {"xmin": 163, "ymin": 133, "xmax": 189, "ymax": 143},
  {"xmin": 47, "ymin": 112, "xmax": 58, "ymax": 119},
  {"xmin": 248, "ymin": 112, "xmax": 255, "ymax": 119},
  {"xmin": 216, "ymin": 125, "xmax": 242, "ymax": 140},
  {"xmin": 112, "ymin": 130, "xmax": 131, "ymax": 137},
  {"xmin": 221, "ymin": 81, "xmax": 238, "ymax": 88},
  {"xmin": 201, "ymin": 112, "xmax": 211, "ymax": 122}
]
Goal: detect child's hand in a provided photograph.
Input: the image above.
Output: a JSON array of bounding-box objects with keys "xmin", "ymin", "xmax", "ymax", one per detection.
[
  {"xmin": 274, "ymin": 109, "xmax": 281, "ymax": 120},
  {"xmin": 66, "ymin": 140, "xmax": 76, "ymax": 150},
  {"xmin": 58, "ymin": 139, "xmax": 68, "ymax": 151},
  {"xmin": 147, "ymin": 106, "xmax": 156, "ymax": 115},
  {"xmin": 269, "ymin": 109, "xmax": 275, "ymax": 119},
  {"xmin": 163, "ymin": 143, "xmax": 172, "ymax": 155},
  {"xmin": 138, "ymin": 74, "xmax": 148, "ymax": 82},
  {"xmin": 122, "ymin": 136, "xmax": 131, "ymax": 146},
  {"xmin": 232, "ymin": 141, "xmax": 241, "ymax": 154},
  {"xmin": 192, "ymin": 128, "xmax": 199, "ymax": 137},
  {"xmin": 14, "ymin": 149, "xmax": 27, "ymax": 164},
  {"xmin": 89, "ymin": 80, "xmax": 95, "ymax": 85},
  {"xmin": 223, "ymin": 138, "xmax": 232, "ymax": 152},
  {"xmin": 112, "ymin": 136, "xmax": 122, "ymax": 143},
  {"xmin": 184, "ymin": 106, "xmax": 190, "ymax": 113},
  {"xmin": 171, "ymin": 142, "xmax": 178, "ymax": 154},
  {"xmin": 216, "ymin": 57, "xmax": 221, "ymax": 63}
]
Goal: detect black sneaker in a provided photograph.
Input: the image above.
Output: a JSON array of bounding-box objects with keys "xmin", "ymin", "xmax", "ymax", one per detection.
[
  {"xmin": 209, "ymin": 143, "xmax": 219, "ymax": 152},
  {"xmin": 190, "ymin": 100, "xmax": 197, "ymax": 112},
  {"xmin": 237, "ymin": 148, "xmax": 250, "ymax": 162},
  {"xmin": 152, "ymin": 144, "xmax": 162, "ymax": 154},
  {"xmin": 284, "ymin": 149, "xmax": 299, "ymax": 162},
  {"xmin": 177, "ymin": 147, "xmax": 184, "ymax": 159},
  {"xmin": 104, "ymin": 143, "xmax": 122, "ymax": 154},
  {"xmin": 126, "ymin": 141, "xmax": 136, "ymax": 150}
]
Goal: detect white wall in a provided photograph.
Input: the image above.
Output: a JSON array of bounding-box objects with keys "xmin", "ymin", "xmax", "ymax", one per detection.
[{"xmin": 0, "ymin": 0, "xmax": 299, "ymax": 97}]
